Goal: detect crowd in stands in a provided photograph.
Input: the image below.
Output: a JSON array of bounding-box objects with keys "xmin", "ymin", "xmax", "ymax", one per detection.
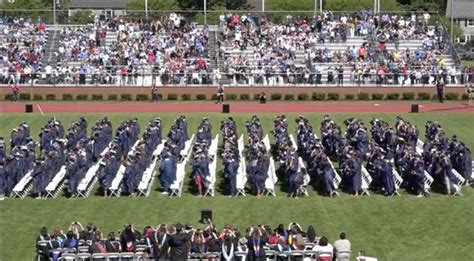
[
  {"xmin": 0, "ymin": 16, "xmax": 47, "ymax": 85},
  {"xmin": 2, "ymin": 12, "xmax": 474, "ymax": 86},
  {"xmin": 219, "ymin": 10, "xmax": 474, "ymax": 86},
  {"xmin": 36, "ymin": 221, "xmax": 353, "ymax": 261},
  {"xmin": 33, "ymin": 12, "xmax": 212, "ymax": 86}
]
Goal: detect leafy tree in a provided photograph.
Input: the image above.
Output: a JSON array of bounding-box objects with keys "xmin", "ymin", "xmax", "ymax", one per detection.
[
  {"xmin": 195, "ymin": 3, "xmax": 227, "ymax": 24},
  {"xmin": 68, "ymin": 10, "xmax": 94, "ymax": 25},
  {"xmin": 1, "ymin": 0, "xmax": 53, "ymax": 22},
  {"xmin": 127, "ymin": 0, "xmax": 180, "ymax": 19}
]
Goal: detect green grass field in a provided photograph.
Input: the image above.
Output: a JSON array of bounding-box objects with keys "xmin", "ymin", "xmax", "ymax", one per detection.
[{"xmin": 0, "ymin": 113, "xmax": 473, "ymax": 261}]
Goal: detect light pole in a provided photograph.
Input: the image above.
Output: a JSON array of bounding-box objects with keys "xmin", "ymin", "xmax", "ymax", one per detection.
[
  {"xmin": 262, "ymin": 0, "xmax": 265, "ymax": 13},
  {"xmin": 145, "ymin": 0, "xmax": 148, "ymax": 20},
  {"xmin": 319, "ymin": 0, "xmax": 322, "ymax": 13},
  {"xmin": 53, "ymin": 0, "xmax": 56, "ymax": 25},
  {"xmin": 314, "ymin": 0, "xmax": 317, "ymax": 16},
  {"xmin": 204, "ymin": 0, "xmax": 207, "ymax": 25},
  {"xmin": 450, "ymin": 0, "xmax": 454, "ymax": 41}
]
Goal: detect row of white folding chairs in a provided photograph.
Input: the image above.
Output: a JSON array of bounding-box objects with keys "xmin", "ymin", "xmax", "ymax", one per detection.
[
  {"xmin": 137, "ymin": 140, "xmax": 166, "ymax": 197},
  {"xmin": 169, "ymin": 134, "xmax": 195, "ymax": 197},
  {"xmin": 11, "ymin": 169, "xmax": 34, "ymax": 199},
  {"xmin": 262, "ymin": 134, "xmax": 278, "ymax": 196},
  {"xmin": 288, "ymin": 134, "xmax": 311, "ymax": 197},
  {"xmin": 44, "ymin": 166, "xmax": 67, "ymax": 198},
  {"xmin": 108, "ymin": 140, "xmax": 141, "ymax": 197},
  {"xmin": 391, "ymin": 167, "xmax": 403, "ymax": 196},
  {"xmin": 54, "ymin": 252, "xmax": 143, "ymax": 260},
  {"xmin": 204, "ymin": 134, "xmax": 220, "ymax": 197},
  {"xmin": 361, "ymin": 166, "xmax": 373, "ymax": 196},
  {"xmin": 76, "ymin": 142, "xmax": 113, "ymax": 198},
  {"xmin": 235, "ymin": 135, "xmax": 247, "ymax": 196}
]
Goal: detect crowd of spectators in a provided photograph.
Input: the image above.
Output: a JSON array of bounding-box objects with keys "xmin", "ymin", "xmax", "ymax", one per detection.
[
  {"xmin": 219, "ymin": 10, "xmax": 473, "ymax": 86},
  {"xmin": 0, "ymin": 16, "xmax": 47, "ymax": 85},
  {"xmin": 38, "ymin": 13, "xmax": 213, "ymax": 86},
  {"xmin": 2, "ymin": 12, "xmax": 474, "ymax": 86},
  {"xmin": 36, "ymin": 221, "xmax": 353, "ymax": 261}
]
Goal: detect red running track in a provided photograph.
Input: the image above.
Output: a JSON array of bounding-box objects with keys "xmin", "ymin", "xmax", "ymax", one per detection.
[{"xmin": 1, "ymin": 102, "xmax": 474, "ymax": 114}]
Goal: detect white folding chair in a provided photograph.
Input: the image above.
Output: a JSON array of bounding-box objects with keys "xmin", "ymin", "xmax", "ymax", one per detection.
[
  {"xmin": 120, "ymin": 252, "xmax": 135, "ymax": 260},
  {"xmin": 76, "ymin": 252, "xmax": 91, "ymax": 261},
  {"xmin": 60, "ymin": 253, "xmax": 76, "ymax": 261},
  {"xmin": 105, "ymin": 252, "xmax": 120, "ymax": 261},
  {"xmin": 91, "ymin": 253, "xmax": 106, "ymax": 261}
]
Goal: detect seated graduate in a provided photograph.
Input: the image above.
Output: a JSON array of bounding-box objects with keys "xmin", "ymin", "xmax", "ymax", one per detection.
[
  {"xmin": 97, "ymin": 151, "xmax": 120, "ymax": 197},
  {"xmin": 341, "ymin": 150, "xmax": 362, "ymax": 196},
  {"xmin": 159, "ymin": 143, "xmax": 177, "ymax": 195},
  {"xmin": 104, "ymin": 232, "xmax": 121, "ymax": 253},
  {"xmin": 223, "ymin": 148, "xmax": 239, "ymax": 197},
  {"xmin": 122, "ymin": 155, "xmax": 139, "ymax": 197},
  {"xmin": 63, "ymin": 231, "xmax": 79, "ymax": 249},
  {"xmin": 36, "ymin": 227, "xmax": 52, "ymax": 260},
  {"xmin": 32, "ymin": 159, "xmax": 48, "ymax": 199},
  {"xmin": 247, "ymin": 149, "xmax": 268, "ymax": 197},
  {"xmin": 246, "ymin": 226, "xmax": 267, "ymax": 261},
  {"xmin": 191, "ymin": 147, "xmax": 211, "ymax": 196}
]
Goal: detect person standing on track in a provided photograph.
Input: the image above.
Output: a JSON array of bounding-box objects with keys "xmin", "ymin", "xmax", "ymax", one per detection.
[
  {"xmin": 10, "ymin": 84, "xmax": 19, "ymax": 102},
  {"xmin": 151, "ymin": 86, "xmax": 158, "ymax": 102},
  {"xmin": 436, "ymin": 80, "xmax": 445, "ymax": 103},
  {"xmin": 216, "ymin": 84, "xmax": 224, "ymax": 104}
]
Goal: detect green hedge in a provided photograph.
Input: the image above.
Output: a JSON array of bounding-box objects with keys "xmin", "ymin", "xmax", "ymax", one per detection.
[
  {"xmin": 91, "ymin": 94, "xmax": 103, "ymax": 101},
  {"xmin": 386, "ymin": 93, "xmax": 400, "ymax": 100},
  {"xmin": 417, "ymin": 92, "xmax": 431, "ymax": 100},
  {"xmin": 345, "ymin": 94, "xmax": 355, "ymax": 100},
  {"xmin": 136, "ymin": 94, "xmax": 149, "ymax": 101},
  {"xmin": 19, "ymin": 93, "xmax": 31, "ymax": 100},
  {"xmin": 226, "ymin": 94, "xmax": 237, "ymax": 100},
  {"xmin": 253, "ymin": 94, "xmax": 260, "ymax": 100},
  {"xmin": 462, "ymin": 93, "xmax": 469, "ymax": 100},
  {"xmin": 271, "ymin": 93, "xmax": 282, "ymax": 100},
  {"xmin": 327, "ymin": 93, "xmax": 340, "ymax": 100},
  {"xmin": 4, "ymin": 94, "xmax": 12, "ymax": 100},
  {"xmin": 445, "ymin": 92, "xmax": 459, "ymax": 100},
  {"xmin": 358, "ymin": 93, "xmax": 370, "ymax": 100},
  {"xmin": 211, "ymin": 94, "xmax": 218, "ymax": 100},
  {"xmin": 312, "ymin": 92, "xmax": 326, "ymax": 100},
  {"xmin": 371, "ymin": 93, "xmax": 384, "ymax": 100},
  {"xmin": 167, "ymin": 93, "xmax": 178, "ymax": 100},
  {"xmin": 240, "ymin": 94, "xmax": 250, "ymax": 100},
  {"xmin": 33, "ymin": 94, "xmax": 43, "ymax": 100},
  {"xmin": 108, "ymin": 94, "xmax": 118, "ymax": 101},
  {"xmin": 120, "ymin": 94, "xmax": 132, "ymax": 101},
  {"xmin": 298, "ymin": 93, "xmax": 309, "ymax": 101},
  {"xmin": 45, "ymin": 94, "xmax": 56, "ymax": 101},
  {"xmin": 402, "ymin": 92, "xmax": 415, "ymax": 100},
  {"xmin": 76, "ymin": 94, "xmax": 88, "ymax": 101},
  {"xmin": 284, "ymin": 94, "xmax": 295, "ymax": 100},
  {"xmin": 181, "ymin": 94, "xmax": 191, "ymax": 101},
  {"xmin": 196, "ymin": 94, "xmax": 207, "ymax": 100},
  {"xmin": 63, "ymin": 94, "xmax": 73, "ymax": 101}
]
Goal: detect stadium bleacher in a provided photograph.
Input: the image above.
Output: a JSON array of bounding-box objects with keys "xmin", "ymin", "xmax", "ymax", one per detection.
[{"xmin": 2, "ymin": 11, "xmax": 473, "ymax": 87}]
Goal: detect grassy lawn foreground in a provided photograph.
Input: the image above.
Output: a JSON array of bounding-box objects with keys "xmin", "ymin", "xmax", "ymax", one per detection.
[{"xmin": 0, "ymin": 113, "xmax": 473, "ymax": 260}]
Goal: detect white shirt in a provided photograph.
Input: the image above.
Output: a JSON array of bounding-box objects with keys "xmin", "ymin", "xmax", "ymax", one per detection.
[
  {"xmin": 313, "ymin": 243, "xmax": 334, "ymax": 256},
  {"xmin": 45, "ymin": 65, "xmax": 53, "ymax": 74}
]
